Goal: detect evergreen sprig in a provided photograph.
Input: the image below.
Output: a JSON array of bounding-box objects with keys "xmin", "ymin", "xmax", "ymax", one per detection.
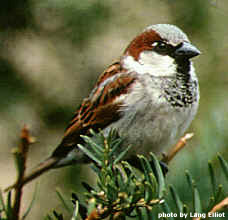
[
  {"xmin": 47, "ymin": 130, "xmax": 224, "ymax": 219},
  {"xmin": 72, "ymin": 130, "xmax": 227, "ymax": 220},
  {"xmin": 79, "ymin": 129, "xmax": 164, "ymax": 219}
]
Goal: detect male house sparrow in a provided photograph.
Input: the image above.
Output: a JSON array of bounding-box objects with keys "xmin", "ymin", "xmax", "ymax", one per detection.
[{"xmin": 6, "ymin": 24, "xmax": 200, "ymax": 190}]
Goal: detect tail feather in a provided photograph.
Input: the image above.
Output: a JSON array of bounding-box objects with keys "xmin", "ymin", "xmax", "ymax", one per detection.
[{"xmin": 4, "ymin": 157, "xmax": 59, "ymax": 192}]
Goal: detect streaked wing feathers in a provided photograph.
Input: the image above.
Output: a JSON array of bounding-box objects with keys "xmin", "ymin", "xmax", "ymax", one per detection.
[{"xmin": 52, "ymin": 62, "xmax": 136, "ymax": 157}]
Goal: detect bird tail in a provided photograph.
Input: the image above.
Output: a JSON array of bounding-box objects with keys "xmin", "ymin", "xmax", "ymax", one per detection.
[{"xmin": 4, "ymin": 157, "xmax": 59, "ymax": 192}]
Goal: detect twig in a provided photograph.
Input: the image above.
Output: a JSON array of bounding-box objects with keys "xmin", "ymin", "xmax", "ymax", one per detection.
[
  {"xmin": 193, "ymin": 197, "xmax": 228, "ymax": 220},
  {"xmin": 209, "ymin": 196, "xmax": 228, "ymax": 214},
  {"xmin": 12, "ymin": 125, "xmax": 34, "ymax": 220},
  {"xmin": 162, "ymin": 133, "xmax": 194, "ymax": 164}
]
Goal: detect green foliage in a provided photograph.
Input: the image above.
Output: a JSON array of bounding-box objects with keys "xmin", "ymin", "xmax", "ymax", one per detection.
[
  {"xmin": 47, "ymin": 130, "xmax": 228, "ymax": 220},
  {"xmin": 1, "ymin": 130, "xmax": 227, "ymax": 219},
  {"xmin": 80, "ymin": 130, "xmax": 164, "ymax": 219}
]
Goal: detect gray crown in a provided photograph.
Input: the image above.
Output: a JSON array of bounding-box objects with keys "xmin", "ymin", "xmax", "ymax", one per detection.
[{"xmin": 145, "ymin": 24, "xmax": 189, "ymax": 45}]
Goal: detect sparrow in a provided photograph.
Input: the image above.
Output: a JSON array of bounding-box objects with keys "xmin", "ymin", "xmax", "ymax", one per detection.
[{"xmin": 6, "ymin": 24, "xmax": 200, "ymax": 190}]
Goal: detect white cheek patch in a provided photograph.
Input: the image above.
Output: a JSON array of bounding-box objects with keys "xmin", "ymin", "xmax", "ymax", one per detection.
[{"xmin": 123, "ymin": 52, "xmax": 177, "ymax": 77}]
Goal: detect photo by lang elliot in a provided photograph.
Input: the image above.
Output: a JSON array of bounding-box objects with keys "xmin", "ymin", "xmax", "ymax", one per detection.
[{"xmin": 158, "ymin": 212, "xmax": 226, "ymax": 219}]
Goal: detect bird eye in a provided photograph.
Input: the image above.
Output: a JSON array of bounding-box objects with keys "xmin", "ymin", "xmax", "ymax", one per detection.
[
  {"xmin": 153, "ymin": 41, "xmax": 167, "ymax": 49},
  {"xmin": 152, "ymin": 41, "xmax": 169, "ymax": 53}
]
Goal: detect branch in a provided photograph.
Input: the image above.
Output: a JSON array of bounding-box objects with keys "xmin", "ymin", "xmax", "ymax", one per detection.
[
  {"xmin": 162, "ymin": 133, "xmax": 194, "ymax": 164},
  {"xmin": 209, "ymin": 196, "xmax": 228, "ymax": 214},
  {"xmin": 193, "ymin": 197, "xmax": 228, "ymax": 220},
  {"xmin": 12, "ymin": 125, "xmax": 34, "ymax": 220}
]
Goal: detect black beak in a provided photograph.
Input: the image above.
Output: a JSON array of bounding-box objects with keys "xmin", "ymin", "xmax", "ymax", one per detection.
[{"xmin": 174, "ymin": 42, "xmax": 201, "ymax": 59}]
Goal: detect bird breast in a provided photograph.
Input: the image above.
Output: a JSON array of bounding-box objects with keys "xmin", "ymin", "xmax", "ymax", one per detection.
[{"xmin": 104, "ymin": 71, "xmax": 199, "ymax": 158}]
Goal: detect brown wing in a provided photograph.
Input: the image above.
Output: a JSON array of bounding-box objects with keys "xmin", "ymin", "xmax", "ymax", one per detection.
[
  {"xmin": 95, "ymin": 61, "xmax": 122, "ymax": 86},
  {"xmin": 52, "ymin": 62, "xmax": 135, "ymax": 158}
]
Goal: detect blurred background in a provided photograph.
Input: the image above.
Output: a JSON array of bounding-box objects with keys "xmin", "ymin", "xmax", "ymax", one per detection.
[{"xmin": 0, "ymin": 0, "xmax": 227, "ymax": 219}]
